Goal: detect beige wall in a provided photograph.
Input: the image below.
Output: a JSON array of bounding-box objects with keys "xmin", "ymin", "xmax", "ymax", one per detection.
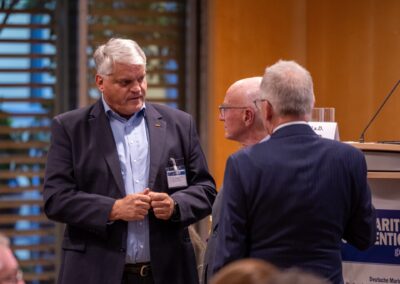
[{"xmin": 207, "ymin": 0, "xmax": 400, "ymax": 187}]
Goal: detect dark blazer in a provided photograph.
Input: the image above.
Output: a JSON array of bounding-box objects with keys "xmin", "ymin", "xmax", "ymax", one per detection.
[
  {"xmin": 213, "ymin": 124, "xmax": 376, "ymax": 284},
  {"xmin": 201, "ymin": 188, "xmax": 223, "ymax": 284},
  {"xmin": 43, "ymin": 100, "xmax": 216, "ymax": 284}
]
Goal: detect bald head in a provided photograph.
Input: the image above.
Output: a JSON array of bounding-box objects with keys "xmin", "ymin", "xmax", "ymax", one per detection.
[
  {"xmin": 220, "ymin": 77, "xmax": 269, "ymax": 146},
  {"xmin": 225, "ymin": 77, "xmax": 262, "ymax": 108}
]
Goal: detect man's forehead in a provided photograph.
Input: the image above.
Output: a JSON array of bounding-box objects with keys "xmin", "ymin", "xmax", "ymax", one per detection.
[{"xmin": 225, "ymin": 88, "xmax": 246, "ymax": 104}]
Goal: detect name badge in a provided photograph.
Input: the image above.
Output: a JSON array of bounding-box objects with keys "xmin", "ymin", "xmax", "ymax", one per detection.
[
  {"xmin": 166, "ymin": 157, "xmax": 188, "ymax": 188},
  {"xmin": 166, "ymin": 166, "xmax": 188, "ymax": 188}
]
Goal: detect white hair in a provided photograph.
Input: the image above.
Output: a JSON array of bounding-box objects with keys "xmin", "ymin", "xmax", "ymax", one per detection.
[
  {"xmin": 260, "ymin": 60, "xmax": 315, "ymax": 117},
  {"xmin": 93, "ymin": 38, "xmax": 146, "ymax": 75}
]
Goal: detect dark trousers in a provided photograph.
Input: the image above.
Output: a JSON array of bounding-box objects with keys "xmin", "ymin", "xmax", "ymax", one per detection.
[{"xmin": 122, "ymin": 263, "xmax": 154, "ymax": 284}]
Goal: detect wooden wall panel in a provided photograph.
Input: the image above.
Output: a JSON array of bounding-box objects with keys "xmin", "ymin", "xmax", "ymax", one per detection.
[
  {"xmin": 307, "ymin": 0, "xmax": 400, "ymax": 142},
  {"xmin": 207, "ymin": 0, "xmax": 400, "ymax": 187}
]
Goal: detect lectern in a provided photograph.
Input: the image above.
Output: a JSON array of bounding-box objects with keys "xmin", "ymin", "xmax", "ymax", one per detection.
[{"xmin": 342, "ymin": 142, "xmax": 400, "ymax": 283}]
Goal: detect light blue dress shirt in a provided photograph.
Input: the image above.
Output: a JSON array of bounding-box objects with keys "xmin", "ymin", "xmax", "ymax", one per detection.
[{"xmin": 102, "ymin": 98, "xmax": 150, "ymax": 263}]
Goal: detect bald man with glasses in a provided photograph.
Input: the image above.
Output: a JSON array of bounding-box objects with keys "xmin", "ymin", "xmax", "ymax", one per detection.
[{"xmin": 201, "ymin": 77, "xmax": 270, "ymax": 284}]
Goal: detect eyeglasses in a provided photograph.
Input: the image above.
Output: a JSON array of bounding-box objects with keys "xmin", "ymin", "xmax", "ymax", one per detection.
[
  {"xmin": 252, "ymin": 99, "xmax": 268, "ymax": 108},
  {"xmin": 218, "ymin": 105, "xmax": 248, "ymax": 118},
  {"xmin": 0, "ymin": 269, "xmax": 23, "ymax": 284}
]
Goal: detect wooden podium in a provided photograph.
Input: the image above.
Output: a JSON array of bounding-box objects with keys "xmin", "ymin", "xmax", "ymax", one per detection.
[{"xmin": 342, "ymin": 142, "xmax": 400, "ymax": 283}]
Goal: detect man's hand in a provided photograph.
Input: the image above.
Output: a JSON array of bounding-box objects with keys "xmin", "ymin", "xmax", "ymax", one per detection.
[
  {"xmin": 109, "ymin": 189, "xmax": 151, "ymax": 221},
  {"xmin": 148, "ymin": 191, "xmax": 175, "ymax": 220}
]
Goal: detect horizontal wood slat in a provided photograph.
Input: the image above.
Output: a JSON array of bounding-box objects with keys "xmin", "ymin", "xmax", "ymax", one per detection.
[
  {"xmin": 0, "ymin": 141, "xmax": 48, "ymax": 149},
  {"xmin": 90, "ymin": 23, "xmax": 180, "ymax": 32},
  {"xmin": 0, "ymin": 126, "xmax": 50, "ymax": 134},
  {"xmin": 0, "ymin": 97, "xmax": 53, "ymax": 103},
  {"xmin": 11, "ymin": 243, "xmax": 55, "ymax": 251},
  {"xmin": 0, "ymin": 170, "xmax": 45, "ymax": 179},
  {"xmin": 0, "ymin": 68, "xmax": 54, "ymax": 73},
  {"xmin": 0, "ymin": 214, "xmax": 48, "ymax": 223},
  {"xmin": 20, "ymin": 259, "xmax": 56, "ymax": 266},
  {"xmin": 0, "ymin": 113, "xmax": 50, "ymax": 118},
  {"xmin": 1, "ymin": 228, "xmax": 54, "ymax": 237},
  {"xmin": 0, "ymin": 156, "xmax": 47, "ymax": 164},
  {"xmin": 0, "ymin": 38, "xmax": 55, "ymax": 44},
  {"xmin": 0, "ymin": 199, "xmax": 43, "ymax": 209},
  {"xmin": 0, "ymin": 83, "xmax": 55, "ymax": 88},
  {"xmin": 91, "ymin": 9, "xmax": 181, "ymax": 18},
  {"xmin": 0, "ymin": 186, "xmax": 43, "ymax": 194},
  {"xmin": 23, "ymin": 272, "xmax": 55, "ymax": 282},
  {"xmin": 0, "ymin": 9, "xmax": 53, "ymax": 14},
  {"xmin": 0, "ymin": 53, "xmax": 55, "ymax": 59},
  {"xmin": 0, "ymin": 23, "xmax": 53, "ymax": 29}
]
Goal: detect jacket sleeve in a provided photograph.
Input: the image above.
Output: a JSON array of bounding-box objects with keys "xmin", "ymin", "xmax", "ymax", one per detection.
[
  {"xmin": 343, "ymin": 149, "xmax": 376, "ymax": 250},
  {"xmin": 43, "ymin": 116, "xmax": 115, "ymax": 238},
  {"xmin": 169, "ymin": 115, "xmax": 217, "ymax": 227}
]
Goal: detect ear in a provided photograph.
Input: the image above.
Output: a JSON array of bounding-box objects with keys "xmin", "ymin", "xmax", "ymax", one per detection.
[
  {"xmin": 95, "ymin": 74, "xmax": 104, "ymax": 92},
  {"xmin": 243, "ymin": 108, "xmax": 255, "ymax": 126},
  {"xmin": 266, "ymin": 102, "xmax": 273, "ymax": 120}
]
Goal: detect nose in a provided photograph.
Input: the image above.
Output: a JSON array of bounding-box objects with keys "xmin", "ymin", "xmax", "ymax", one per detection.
[
  {"xmin": 129, "ymin": 81, "xmax": 141, "ymax": 93},
  {"xmin": 218, "ymin": 112, "xmax": 224, "ymax": 121}
]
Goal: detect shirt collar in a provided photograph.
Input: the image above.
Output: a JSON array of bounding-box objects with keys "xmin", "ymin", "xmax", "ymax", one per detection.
[
  {"xmin": 273, "ymin": 121, "xmax": 308, "ymax": 133},
  {"xmin": 102, "ymin": 95, "xmax": 146, "ymax": 122}
]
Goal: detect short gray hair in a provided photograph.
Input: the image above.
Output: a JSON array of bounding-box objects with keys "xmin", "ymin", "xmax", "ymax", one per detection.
[
  {"xmin": 260, "ymin": 60, "xmax": 315, "ymax": 117},
  {"xmin": 93, "ymin": 38, "xmax": 146, "ymax": 76}
]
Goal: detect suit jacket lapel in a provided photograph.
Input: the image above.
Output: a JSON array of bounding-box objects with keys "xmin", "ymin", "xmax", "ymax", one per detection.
[
  {"xmin": 145, "ymin": 104, "xmax": 166, "ymax": 190},
  {"xmin": 89, "ymin": 100, "xmax": 125, "ymax": 197}
]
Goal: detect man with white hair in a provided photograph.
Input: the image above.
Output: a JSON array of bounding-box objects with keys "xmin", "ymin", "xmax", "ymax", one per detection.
[
  {"xmin": 213, "ymin": 60, "xmax": 376, "ymax": 284},
  {"xmin": 202, "ymin": 77, "xmax": 270, "ymax": 284},
  {"xmin": 43, "ymin": 38, "xmax": 216, "ymax": 284}
]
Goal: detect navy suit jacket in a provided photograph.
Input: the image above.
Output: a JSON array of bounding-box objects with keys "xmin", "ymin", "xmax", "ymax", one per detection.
[
  {"xmin": 201, "ymin": 188, "xmax": 223, "ymax": 284},
  {"xmin": 43, "ymin": 100, "xmax": 216, "ymax": 284},
  {"xmin": 213, "ymin": 124, "xmax": 376, "ymax": 284}
]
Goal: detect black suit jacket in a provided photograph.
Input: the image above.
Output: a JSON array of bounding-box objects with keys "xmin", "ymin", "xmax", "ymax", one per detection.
[
  {"xmin": 213, "ymin": 124, "xmax": 376, "ymax": 284},
  {"xmin": 43, "ymin": 100, "xmax": 216, "ymax": 284}
]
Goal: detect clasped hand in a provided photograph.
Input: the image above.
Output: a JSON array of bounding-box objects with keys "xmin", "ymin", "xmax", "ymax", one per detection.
[{"xmin": 109, "ymin": 188, "xmax": 175, "ymax": 221}]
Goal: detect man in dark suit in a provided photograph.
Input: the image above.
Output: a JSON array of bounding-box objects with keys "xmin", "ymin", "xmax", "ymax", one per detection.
[
  {"xmin": 43, "ymin": 38, "xmax": 216, "ymax": 284},
  {"xmin": 202, "ymin": 77, "xmax": 270, "ymax": 284},
  {"xmin": 213, "ymin": 60, "xmax": 376, "ymax": 284}
]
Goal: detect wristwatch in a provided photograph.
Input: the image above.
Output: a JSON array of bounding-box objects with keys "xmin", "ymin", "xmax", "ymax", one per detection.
[{"xmin": 171, "ymin": 200, "xmax": 180, "ymax": 222}]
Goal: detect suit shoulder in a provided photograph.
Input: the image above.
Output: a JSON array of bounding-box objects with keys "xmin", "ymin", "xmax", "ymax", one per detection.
[
  {"xmin": 321, "ymin": 139, "xmax": 365, "ymax": 159},
  {"xmin": 54, "ymin": 104, "xmax": 95, "ymax": 125}
]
